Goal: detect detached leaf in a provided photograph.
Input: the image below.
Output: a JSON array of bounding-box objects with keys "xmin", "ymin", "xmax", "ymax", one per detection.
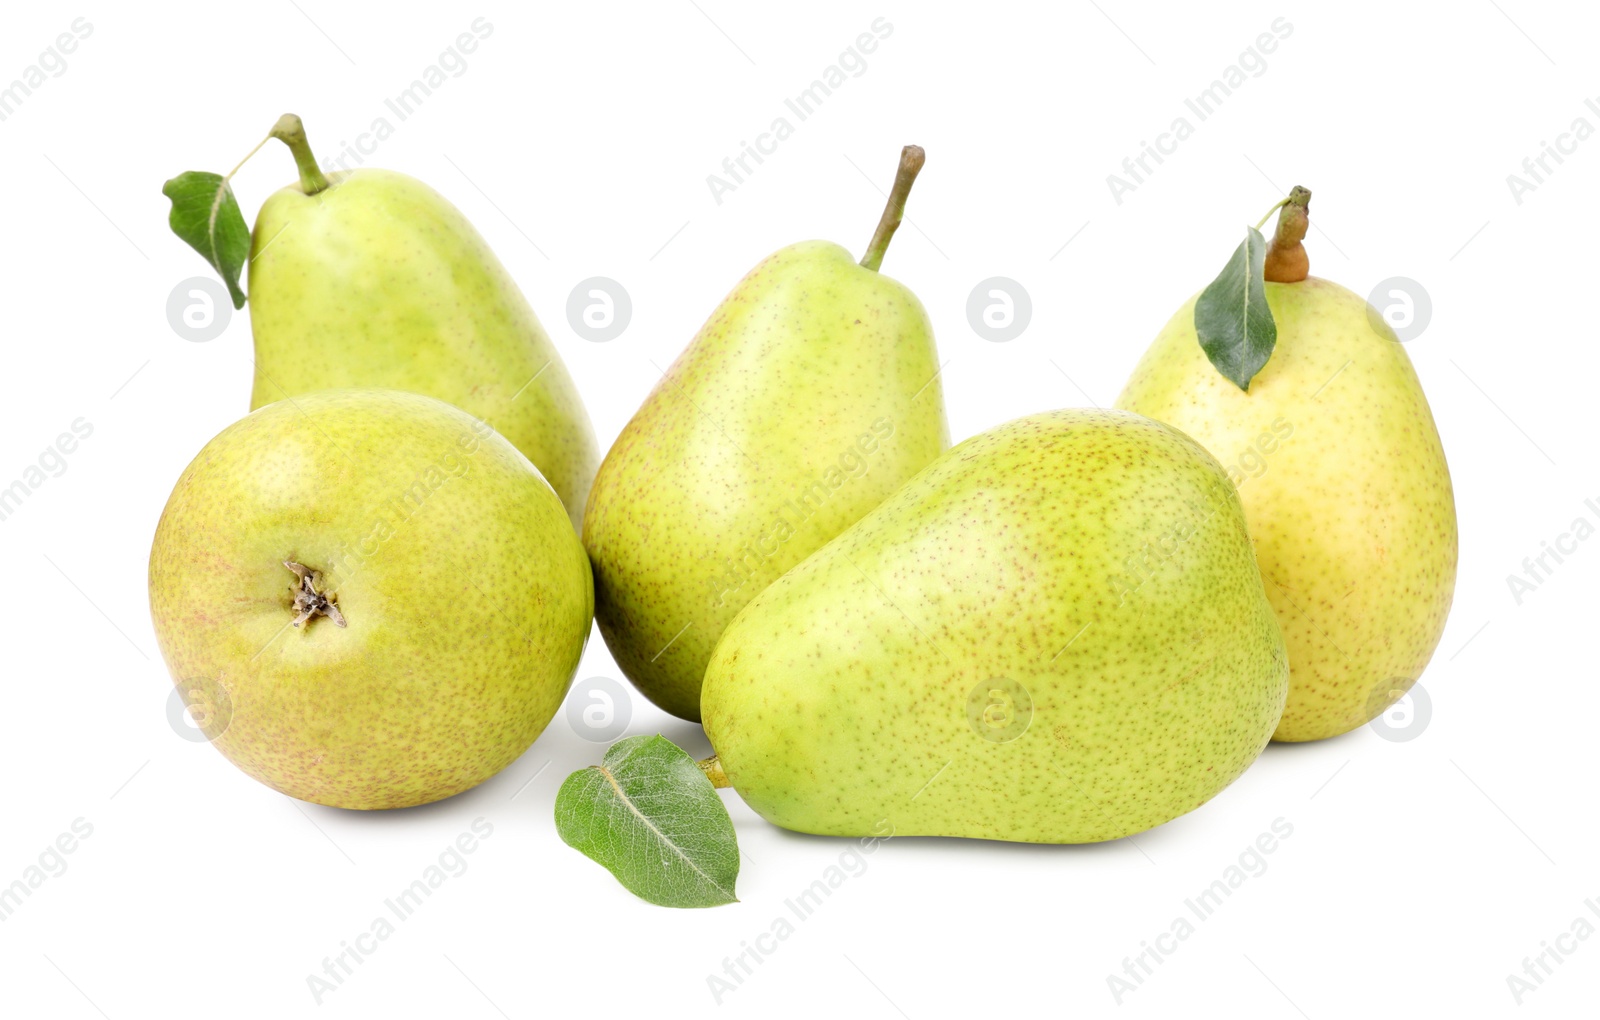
[
  {"xmin": 162, "ymin": 171, "xmax": 250, "ymax": 309},
  {"xmin": 555, "ymin": 734, "xmax": 739, "ymax": 908},
  {"xmin": 1194, "ymin": 225, "xmax": 1276, "ymax": 390}
]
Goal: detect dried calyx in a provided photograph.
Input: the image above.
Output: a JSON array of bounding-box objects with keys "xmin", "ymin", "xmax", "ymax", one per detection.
[{"xmin": 285, "ymin": 561, "xmax": 346, "ymax": 628}]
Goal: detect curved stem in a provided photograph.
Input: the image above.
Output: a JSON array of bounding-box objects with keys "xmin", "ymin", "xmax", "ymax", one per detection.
[
  {"xmin": 697, "ymin": 755, "xmax": 730, "ymax": 789},
  {"xmin": 858, "ymin": 145, "xmax": 926, "ymax": 272},
  {"xmin": 1254, "ymin": 196, "xmax": 1291, "ymax": 231},
  {"xmin": 269, "ymin": 113, "xmax": 331, "ymax": 196},
  {"xmin": 226, "ymin": 133, "xmax": 275, "ymax": 183}
]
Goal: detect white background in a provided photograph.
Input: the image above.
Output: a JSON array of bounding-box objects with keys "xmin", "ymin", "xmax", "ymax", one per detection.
[{"xmin": 1, "ymin": 1, "xmax": 1595, "ymax": 1016}]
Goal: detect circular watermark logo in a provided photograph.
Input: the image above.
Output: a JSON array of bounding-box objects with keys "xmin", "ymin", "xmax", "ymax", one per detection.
[
  {"xmin": 1366, "ymin": 677, "xmax": 1431, "ymax": 742},
  {"xmin": 966, "ymin": 677, "xmax": 1033, "ymax": 743},
  {"xmin": 566, "ymin": 277, "xmax": 632, "ymax": 343},
  {"xmin": 966, "ymin": 277, "xmax": 1032, "ymax": 343},
  {"xmin": 1365, "ymin": 277, "xmax": 1431, "ymax": 343},
  {"xmin": 166, "ymin": 277, "xmax": 232, "ymax": 343},
  {"xmin": 167, "ymin": 676, "xmax": 234, "ymax": 743},
  {"xmin": 566, "ymin": 675, "xmax": 632, "ymax": 742}
]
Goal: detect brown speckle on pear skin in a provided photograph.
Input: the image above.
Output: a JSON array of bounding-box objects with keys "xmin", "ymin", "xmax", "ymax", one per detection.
[
  {"xmin": 701, "ymin": 410, "xmax": 1288, "ymax": 843},
  {"xmin": 1118, "ymin": 276, "xmax": 1457, "ymax": 742},
  {"xmin": 247, "ymin": 169, "xmax": 598, "ymax": 533},
  {"xmin": 582, "ymin": 240, "xmax": 949, "ymax": 721},
  {"xmin": 148, "ymin": 390, "xmax": 594, "ymax": 810}
]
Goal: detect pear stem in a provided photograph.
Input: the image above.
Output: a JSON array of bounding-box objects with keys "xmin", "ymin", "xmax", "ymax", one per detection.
[
  {"xmin": 858, "ymin": 145, "xmax": 926, "ymax": 272},
  {"xmin": 225, "ymin": 133, "xmax": 275, "ymax": 183},
  {"xmin": 1254, "ymin": 197, "xmax": 1290, "ymax": 231},
  {"xmin": 1263, "ymin": 185, "xmax": 1311, "ymax": 283},
  {"xmin": 269, "ymin": 114, "xmax": 331, "ymax": 196},
  {"xmin": 697, "ymin": 755, "xmax": 730, "ymax": 789}
]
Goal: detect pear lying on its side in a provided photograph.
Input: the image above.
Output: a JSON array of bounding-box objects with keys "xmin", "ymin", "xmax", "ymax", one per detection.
[
  {"xmin": 702, "ymin": 410, "xmax": 1287, "ymax": 843},
  {"xmin": 1117, "ymin": 191, "xmax": 1457, "ymax": 742},
  {"xmin": 247, "ymin": 121, "xmax": 597, "ymax": 533},
  {"xmin": 149, "ymin": 390, "xmax": 593, "ymax": 809}
]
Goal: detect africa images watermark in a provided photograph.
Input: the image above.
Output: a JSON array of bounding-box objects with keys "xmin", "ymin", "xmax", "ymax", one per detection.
[
  {"xmin": 1505, "ymin": 897, "xmax": 1600, "ymax": 1005},
  {"xmin": 306, "ymin": 817, "xmax": 494, "ymax": 1005},
  {"xmin": 317, "ymin": 415, "xmax": 494, "ymax": 595},
  {"xmin": 0, "ymin": 418, "xmax": 94, "ymax": 524},
  {"xmin": 1109, "ymin": 420, "xmax": 1293, "ymax": 606},
  {"xmin": 1108, "ymin": 473, "xmax": 1234, "ymax": 607},
  {"xmin": 0, "ymin": 17, "xmax": 93, "ymax": 124},
  {"xmin": 1106, "ymin": 18, "xmax": 1293, "ymax": 205},
  {"xmin": 315, "ymin": 18, "xmax": 495, "ymax": 174},
  {"xmin": 1106, "ymin": 817, "xmax": 1295, "ymax": 1004},
  {"xmin": 1221, "ymin": 417, "xmax": 1294, "ymax": 490},
  {"xmin": 706, "ymin": 818, "xmax": 895, "ymax": 1005},
  {"xmin": 0, "ymin": 818, "xmax": 94, "ymax": 923},
  {"xmin": 705, "ymin": 417, "xmax": 898, "ymax": 610},
  {"xmin": 565, "ymin": 675, "xmax": 633, "ymax": 743},
  {"xmin": 1504, "ymin": 495, "xmax": 1600, "ymax": 605},
  {"xmin": 1505, "ymin": 97, "xmax": 1600, "ymax": 206},
  {"xmin": 706, "ymin": 17, "xmax": 894, "ymax": 205}
]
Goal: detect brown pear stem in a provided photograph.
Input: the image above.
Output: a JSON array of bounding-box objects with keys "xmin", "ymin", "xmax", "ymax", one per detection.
[
  {"xmin": 858, "ymin": 145, "xmax": 926, "ymax": 272},
  {"xmin": 1263, "ymin": 185, "xmax": 1311, "ymax": 283},
  {"xmin": 269, "ymin": 114, "xmax": 331, "ymax": 196},
  {"xmin": 697, "ymin": 755, "xmax": 730, "ymax": 789}
]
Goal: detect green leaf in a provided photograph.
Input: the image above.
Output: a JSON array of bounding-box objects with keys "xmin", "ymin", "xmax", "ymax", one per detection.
[
  {"xmin": 555, "ymin": 734, "xmax": 740, "ymax": 908},
  {"xmin": 1194, "ymin": 225, "xmax": 1276, "ymax": 390},
  {"xmin": 162, "ymin": 171, "xmax": 250, "ymax": 309}
]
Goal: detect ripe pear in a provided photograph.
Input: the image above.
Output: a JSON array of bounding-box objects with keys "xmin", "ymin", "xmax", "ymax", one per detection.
[
  {"xmin": 148, "ymin": 390, "xmax": 593, "ymax": 809},
  {"xmin": 700, "ymin": 410, "xmax": 1287, "ymax": 843},
  {"xmin": 246, "ymin": 116, "xmax": 597, "ymax": 532},
  {"xmin": 583, "ymin": 147, "xmax": 949, "ymax": 721},
  {"xmin": 1117, "ymin": 190, "xmax": 1457, "ymax": 741}
]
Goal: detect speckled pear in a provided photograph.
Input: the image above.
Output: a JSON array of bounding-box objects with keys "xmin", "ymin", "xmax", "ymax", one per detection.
[
  {"xmin": 701, "ymin": 410, "xmax": 1287, "ymax": 843},
  {"xmin": 148, "ymin": 390, "xmax": 593, "ymax": 809},
  {"xmin": 246, "ymin": 118, "xmax": 597, "ymax": 532},
  {"xmin": 583, "ymin": 147, "xmax": 948, "ymax": 721},
  {"xmin": 1117, "ymin": 191, "xmax": 1457, "ymax": 741}
]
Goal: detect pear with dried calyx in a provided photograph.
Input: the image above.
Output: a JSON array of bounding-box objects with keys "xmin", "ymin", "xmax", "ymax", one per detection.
[
  {"xmin": 1117, "ymin": 187, "xmax": 1457, "ymax": 742},
  {"xmin": 700, "ymin": 410, "xmax": 1287, "ymax": 842},
  {"xmin": 241, "ymin": 115, "xmax": 597, "ymax": 532},
  {"xmin": 148, "ymin": 389, "xmax": 594, "ymax": 809},
  {"xmin": 583, "ymin": 145, "xmax": 949, "ymax": 722}
]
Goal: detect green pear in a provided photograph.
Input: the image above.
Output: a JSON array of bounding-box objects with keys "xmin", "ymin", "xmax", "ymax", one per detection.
[
  {"xmin": 583, "ymin": 146, "xmax": 949, "ymax": 721},
  {"xmin": 700, "ymin": 409, "xmax": 1287, "ymax": 843},
  {"xmin": 246, "ymin": 116, "xmax": 597, "ymax": 532},
  {"xmin": 148, "ymin": 389, "xmax": 593, "ymax": 809},
  {"xmin": 1117, "ymin": 191, "xmax": 1457, "ymax": 741}
]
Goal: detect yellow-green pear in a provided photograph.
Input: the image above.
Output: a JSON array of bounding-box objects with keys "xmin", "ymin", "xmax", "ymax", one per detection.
[
  {"xmin": 583, "ymin": 147, "xmax": 949, "ymax": 721},
  {"xmin": 1117, "ymin": 188, "xmax": 1458, "ymax": 741},
  {"xmin": 148, "ymin": 390, "xmax": 593, "ymax": 809},
  {"xmin": 701, "ymin": 410, "xmax": 1287, "ymax": 842},
  {"xmin": 246, "ymin": 116, "xmax": 597, "ymax": 532}
]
